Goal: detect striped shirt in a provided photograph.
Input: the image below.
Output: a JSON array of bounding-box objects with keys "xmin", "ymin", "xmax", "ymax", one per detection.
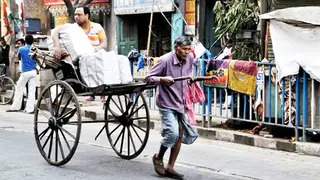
[{"xmin": 80, "ymin": 21, "xmax": 106, "ymax": 47}]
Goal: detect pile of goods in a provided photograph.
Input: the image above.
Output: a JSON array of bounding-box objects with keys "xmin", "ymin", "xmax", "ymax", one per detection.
[{"xmin": 35, "ymin": 23, "xmax": 133, "ymax": 87}]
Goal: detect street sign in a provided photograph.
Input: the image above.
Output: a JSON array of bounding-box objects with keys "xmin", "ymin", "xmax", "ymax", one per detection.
[{"xmin": 256, "ymin": 71, "xmax": 264, "ymax": 85}]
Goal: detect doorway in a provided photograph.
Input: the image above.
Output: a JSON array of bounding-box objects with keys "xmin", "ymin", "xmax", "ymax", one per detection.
[{"xmin": 117, "ymin": 13, "xmax": 172, "ymax": 56}]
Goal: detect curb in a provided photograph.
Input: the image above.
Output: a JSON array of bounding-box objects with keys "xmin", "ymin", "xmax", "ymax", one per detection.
[{"xmin": 80, "ymin": 108, "xmax": 320, "ymax": 157}]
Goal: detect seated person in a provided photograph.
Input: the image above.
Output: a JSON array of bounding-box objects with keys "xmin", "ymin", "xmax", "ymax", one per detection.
[{"xmin": 52, "ymin": 6, "xmax": 107, "ymax": 102}]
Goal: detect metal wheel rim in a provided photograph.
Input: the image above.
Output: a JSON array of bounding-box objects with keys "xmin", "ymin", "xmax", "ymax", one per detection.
[
  {"xmin": 0, "ymin": 76, "xmax": 15, "ymax": 105},
  {"xmin": 34, "ymin": 80, "xmax": 82, "ymax": 166},
  {"xmin": 105, "ymin": 92, "xmax": 150, "ymax": 160}
]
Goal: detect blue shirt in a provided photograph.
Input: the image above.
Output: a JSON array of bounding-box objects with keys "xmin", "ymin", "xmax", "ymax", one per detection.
[{"xmin": 18, "ymin": 45, "xmax": 36, "ymax": 73}]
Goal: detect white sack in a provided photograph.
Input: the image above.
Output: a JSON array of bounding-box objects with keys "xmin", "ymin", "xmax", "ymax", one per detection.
[
  {"xmin": 48, "ymin": 23, "xmax": 94, "ymax": 62},
  {"xmin": 117, "ymin": 55, "xmax": 133, "ymax": 83},
  {"xmin": 79, "ymin": 50, "xmax": 121, "ymax": 87},
  {"xmin": 103, "ymin": 51, "xmax": 121, "ymax": 85},
  {"xmin": 269, "ymin": 20, "xmax": 320, "ymax": 82},
  {"xmin": 79, "ymin": 53, "xmax": 102, "ymax": 87}
]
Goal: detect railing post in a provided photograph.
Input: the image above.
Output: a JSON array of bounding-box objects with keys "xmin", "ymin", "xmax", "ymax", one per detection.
[
  {"xmin": 231, "ymin": 91, "xmax": 234, "ymax": 117},
  {"xmin": 244, "ymin": 95, "xmax": 247, "ymax": 119},
  {"xmin": 201, "ymin": 55, "xmax": 207, "ymax": 127},
  {"xmin": 303, "ymin": 71, "xmax": 308, "ymax": 142},
  {"xmin": 207, "ymin": 87, "xmax": 212, "ymax": 128},
  {"xmin": 318, "ymin": 83, "xmax": 320, "ymax": 130},
  {"xmin": 281, "ymin": 80, "xmax": 285, "ymax": 124},
  {"xmin": 268, "ymin": 66, "xmax": 272, "ymax": 123},
  {"xmin": 220, "ymin": 89, "xmax": 223, "ymax": 116},
  {"xmin": 295, "ymin": 73, "xmax": 300, "ymax": 141}
]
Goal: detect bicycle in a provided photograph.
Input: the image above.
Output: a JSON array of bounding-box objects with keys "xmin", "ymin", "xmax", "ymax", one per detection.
[{"xmin": 0, "ymin": 64, "xmax": 15, "ymax": 104}]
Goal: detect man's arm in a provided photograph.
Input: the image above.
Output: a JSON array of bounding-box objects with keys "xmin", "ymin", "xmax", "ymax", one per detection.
[
  {"xmin": 145, "ymin": 59, "xmax": 174, "ymax": 86},
  {"xmin": 145, "ymin": 59, "xmax": 165, "ymax": 85},
  {"xmin": 16, "ymin": 47, "xmax": 21, "ymax": 60},
  {"xmin": 51, "ymin": 26, "xmax": 62, "ymax": 48},
  {"xmin": 98, "ymin": 29, "xmax": 107, "ymax": 50},
  {"xmin": 51, "ymin": 25, "xmax": 63, "ymax": 59}
]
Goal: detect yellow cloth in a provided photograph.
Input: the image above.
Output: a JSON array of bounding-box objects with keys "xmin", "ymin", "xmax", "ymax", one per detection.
[{"xmin": 228, "ymin": 60, "xmax": 257, "ymax": 96}]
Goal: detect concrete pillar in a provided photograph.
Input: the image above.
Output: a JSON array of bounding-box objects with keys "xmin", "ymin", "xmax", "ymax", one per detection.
[{"xmin": 107, "ymin": 0, "xmax": 117, "ymax": 53}]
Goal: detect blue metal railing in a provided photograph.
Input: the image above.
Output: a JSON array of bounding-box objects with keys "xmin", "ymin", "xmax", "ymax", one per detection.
[{"xmin": 132, "ymin": 57, "xmax": 320, "ymax": 143}]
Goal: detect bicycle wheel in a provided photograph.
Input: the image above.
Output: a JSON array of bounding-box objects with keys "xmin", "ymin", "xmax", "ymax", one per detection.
[{"xmin": 0, "ymin": 76, "xmax": 15, "ymax": 105}]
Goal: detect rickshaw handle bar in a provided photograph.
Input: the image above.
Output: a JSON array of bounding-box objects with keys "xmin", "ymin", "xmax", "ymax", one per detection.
[{"xmin": 173, "ymin": 75, "xmax": 218, "ymax": 82}]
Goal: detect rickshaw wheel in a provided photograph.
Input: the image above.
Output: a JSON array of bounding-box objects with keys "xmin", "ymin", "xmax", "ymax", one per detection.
[
  {"xmin": 34, "ymin": 80, "xmax": 81, "ymax": 166},
  {"xmin": 105, "ymin": 92, "xmax": 150, "ymax": 160},
  {"xmin": 0, "ymin": 76, "xmax": 15, "ymax": 105}
]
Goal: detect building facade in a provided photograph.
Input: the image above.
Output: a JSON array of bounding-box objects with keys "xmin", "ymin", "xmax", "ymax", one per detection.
[
  {"xmin": 111, "ymin": 0, "xmax": 215, "ymax": 56},
  {"xmin": 113, "ymin": 0, "xmax": 181, "ymax": 56},
  {"xmin": 0, "ymin": 0, "xmax": 215, "ymax": 55}
]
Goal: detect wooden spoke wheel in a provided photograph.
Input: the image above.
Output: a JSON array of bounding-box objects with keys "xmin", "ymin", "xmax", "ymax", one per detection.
[
  {"xmin": 34, "ymin": 80, "xmax": 81, "ymax": 166},
  {"xmin": 105, "ymin": 92, "xmax": 150, "ymax": 160},
  {"xmin": 0, "ymin": 76, "xmax": 15, "ymax": 105}
]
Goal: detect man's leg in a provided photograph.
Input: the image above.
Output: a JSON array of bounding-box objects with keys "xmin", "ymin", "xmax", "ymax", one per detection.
[
  {"xmin": 8, "ymin": 73, "xmax": 28, "ymax": 111},
  {"xmin": 86, "ymin": 95, "xmax": 95, "ymax": 101},
  {"xmin": 5, "ymin": 65, "xmax": 11, "ymax": 78},
  {"xmin": 20, "ymin": 82, "xmax": 29, "ymax": 110},
  {"xmin": 153, "ymin": 144, "xmax": 168, "ymax": 176},
  {"xmin": 1, "ymin": 66, "xmax": 9, "ymax": 91},
  {"xmin": 167, "ymin": 118, "xmax": 183, "ymax": 171},
  {"xmin": 25, "ymin": 71, "xmax": 37, "ymax": 113},
  {"xmin": 156, "ymin": 145, "xmax": 168, "ymax": 159},
  {"xmin": 153, "ymin": 108, "xmax": 179, "ymax": 176}
]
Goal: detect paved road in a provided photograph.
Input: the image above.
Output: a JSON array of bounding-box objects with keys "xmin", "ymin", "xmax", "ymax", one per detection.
[
  {"xmin": 1, "ymin": 104, "xmax": 320, "ymax": 180},
  {"xmin": 0, "ymin": 130, "xmax": 235, "ymax": 180}
]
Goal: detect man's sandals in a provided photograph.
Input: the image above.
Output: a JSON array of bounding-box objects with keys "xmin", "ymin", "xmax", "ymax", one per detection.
[
  {"xmin": 153, "ymin": 154, "xmax": 166, "ymax": 176},
  {"xmin": 152, "ymin": 154, "xmax": 184, "ymax": 179},
  {"xmin": 165, "ymin": 169, "xmax": 184, "ymax": 180}
]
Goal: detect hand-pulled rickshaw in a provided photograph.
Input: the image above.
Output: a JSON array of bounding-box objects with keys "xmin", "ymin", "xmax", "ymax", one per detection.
[{"xmin": 31, "ymin": 47, "xmax": 212, "ymax": 166}]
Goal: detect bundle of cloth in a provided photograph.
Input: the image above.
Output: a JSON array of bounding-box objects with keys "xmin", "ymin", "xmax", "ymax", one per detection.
[{"xmin": 47, "ymin": 23, "xmax": 133, "ymax": 87}]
